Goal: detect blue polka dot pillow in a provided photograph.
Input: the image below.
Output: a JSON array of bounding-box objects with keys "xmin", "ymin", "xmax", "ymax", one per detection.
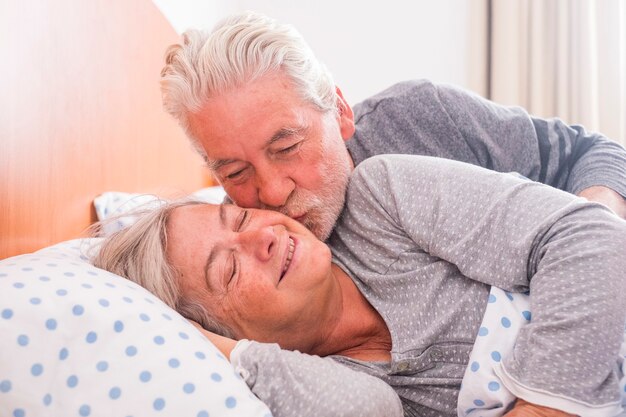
[{"xmin": 0, "ymin": 239, "xmax": 272, "ymax": 417}]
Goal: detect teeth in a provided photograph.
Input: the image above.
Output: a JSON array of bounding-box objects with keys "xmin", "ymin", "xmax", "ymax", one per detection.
[{"xmin": 282, "ymin": 237, "xmax": 295, "ymax": 274}]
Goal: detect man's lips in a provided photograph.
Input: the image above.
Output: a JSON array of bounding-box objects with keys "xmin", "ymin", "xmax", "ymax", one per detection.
[{"xmin": 291, "ymin": 213, "xmax": 307, "ymax": 223}]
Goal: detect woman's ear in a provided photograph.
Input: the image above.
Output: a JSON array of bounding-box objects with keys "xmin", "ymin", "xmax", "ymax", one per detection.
[{"xmin": 335, "ymin": 86, "xmax": 355, "ymax": 141}]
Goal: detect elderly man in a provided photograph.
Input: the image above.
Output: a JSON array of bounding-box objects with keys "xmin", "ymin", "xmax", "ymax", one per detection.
[{"xmin": 160, "ymin": 12, "xmax": 626, "ymax": 242}]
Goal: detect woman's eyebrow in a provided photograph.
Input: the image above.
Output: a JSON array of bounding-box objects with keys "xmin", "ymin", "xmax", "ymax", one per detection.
[
  {"xmin": 219, "ymin": 203, "xmax": 227, "ymax": 226},
  {"xmin": 203, "ymin": 204, "xmax": 228, "ymax": 292}
]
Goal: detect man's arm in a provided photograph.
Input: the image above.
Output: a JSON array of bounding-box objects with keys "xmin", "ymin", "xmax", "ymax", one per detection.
[
  {"xmin": 578, "ymin": 185, "xmax": 626, "ymax": 219},
  {"xmin": 505, "ymin": 399, "xmax": 576, "ymax": 417},
  {"xmin": 345, "ymin": 154, "xmax": 626, "ymax": 415},
  {"xmin": 349, "ymin": 80, "xmax": 626, "ymax": 218}
]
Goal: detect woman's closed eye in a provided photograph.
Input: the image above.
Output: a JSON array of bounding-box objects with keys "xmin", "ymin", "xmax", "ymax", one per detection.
[
  {"xmin": 227, "ymin": 253, "xmax": 238, "ymax": 285},
  {"xmin": 235, "ymin": 209, "xmax": 250, "ymax": 231},
  {"xmin": 223, "ymin": 209, "xmax": 248, "ymax": 286}
]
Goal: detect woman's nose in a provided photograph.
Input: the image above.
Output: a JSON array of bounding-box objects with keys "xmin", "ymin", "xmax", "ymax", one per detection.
[{"xmin": 237, "ymin": 226, "xmax": 277, "ymax": 261}]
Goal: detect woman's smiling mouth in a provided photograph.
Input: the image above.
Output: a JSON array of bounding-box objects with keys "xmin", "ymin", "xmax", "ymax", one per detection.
[{"xmin": 280, "ymin": 237, "xmax": 295, "ymax": 282}]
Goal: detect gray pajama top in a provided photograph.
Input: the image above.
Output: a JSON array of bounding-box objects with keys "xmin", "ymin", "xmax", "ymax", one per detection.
[
  {"xmin": 232, "ymin": 155, "xmax": 626, "ymax": 417},
  {"xmin": 347, "ymin": 80, "xmax": 626, "ymax": 199}
]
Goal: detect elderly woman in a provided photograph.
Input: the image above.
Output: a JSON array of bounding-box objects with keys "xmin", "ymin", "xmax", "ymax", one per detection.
[{"xmin": 93, "ymin": 155, "xmax": 626, "ymax": 417}]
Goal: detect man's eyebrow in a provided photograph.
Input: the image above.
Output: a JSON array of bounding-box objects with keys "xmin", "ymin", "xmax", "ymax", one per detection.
[
  {"xmin": 267, "ymin": 126, "xmax": 306, "ymax": 145},
  {"xmin": 206, "ymin": 127, "xmax": 307, "ymax": 171},
  {"xmin": 203, "ymin": 204, "xmax": 228, "ymax": 291},
  {"xmin": 206, "ymin": 158, "xmax": 238, "ymax": 172}
]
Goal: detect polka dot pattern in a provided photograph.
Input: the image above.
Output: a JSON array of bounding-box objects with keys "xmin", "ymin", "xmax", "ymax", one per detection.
[
  {"xmin": 322, "ymin": 156, "xmax": 626, "ymax": 416},
  {"xmin": 0, "ymin": 238, "xmax": 271, "ymax": 417}
]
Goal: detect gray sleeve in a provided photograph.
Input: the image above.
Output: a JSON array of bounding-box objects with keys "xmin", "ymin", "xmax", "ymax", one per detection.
[
  {"xmin": 343, "ymin": 154, "xmax": 626, "ymax": 405},
  {"xmin": 531, "ymin": 116, "xmax": 626, "ymax": 196},
  {"xmin": 348, "ymin": 80, "xmax": 626, "ymax": 197},
  {"xmin": 232, "ymin": 341, "xmax": 403, "ymax": 417}
]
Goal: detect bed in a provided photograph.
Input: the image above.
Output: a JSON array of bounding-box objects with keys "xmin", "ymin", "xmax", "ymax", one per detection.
[
  {"xmin": 3, "ymin": 3, "xmax": 626, "ymax": 416},
  {"xmin": 0, "ymin": 1, "xmax": 272, "ymax": 416}
]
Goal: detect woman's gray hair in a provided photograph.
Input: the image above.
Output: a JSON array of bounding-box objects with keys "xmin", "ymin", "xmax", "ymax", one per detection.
[
  {"xmin": 160, "ymin": 11, "xmax": 337, "ymax": 150},
  {"xmin": 91, "ymin": 200, "xmax": 235, "ymax": 338}
]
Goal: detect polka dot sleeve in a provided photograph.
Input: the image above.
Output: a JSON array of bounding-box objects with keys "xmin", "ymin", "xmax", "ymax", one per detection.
[{"xmin": 346, "ymin": 154, "xmax": 626, "ymax": 410}]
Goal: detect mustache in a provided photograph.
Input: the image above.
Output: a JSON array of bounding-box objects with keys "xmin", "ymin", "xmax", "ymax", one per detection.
[{"xmin": 260, "ymin": 189, "xmax": 324, "ymax": 218}]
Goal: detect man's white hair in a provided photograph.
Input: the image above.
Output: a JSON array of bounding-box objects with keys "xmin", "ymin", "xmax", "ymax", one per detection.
[{"xmin": 160, "ymin": 11, "xmax": 337, "ymax": 150}]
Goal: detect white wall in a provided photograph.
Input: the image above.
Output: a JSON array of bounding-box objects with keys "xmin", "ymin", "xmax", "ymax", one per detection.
[{"xmin": 152, "ymin": 0, "xmax": 485, "ymax": 104}]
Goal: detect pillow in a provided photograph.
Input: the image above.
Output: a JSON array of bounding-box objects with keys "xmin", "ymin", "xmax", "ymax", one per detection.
[
  {"xmin": 93, "ymin": 186, "xmax": 226, "ymax": 235},
  {"xmin": 0, "ymin": 238, "xmax": 271, "ymax": 417}
]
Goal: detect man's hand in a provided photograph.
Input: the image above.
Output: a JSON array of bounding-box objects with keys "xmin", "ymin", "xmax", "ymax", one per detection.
[
  {"xmin": 504, "ymin": 399, "xmax": 576, "ymax": 417},
  {"xmin": 578, "ymin": 185, "xmax": 626, "ymax": 220},
  {"xmin": 189, "ymin": 320, "xmax": 237, "ymax": 360}
]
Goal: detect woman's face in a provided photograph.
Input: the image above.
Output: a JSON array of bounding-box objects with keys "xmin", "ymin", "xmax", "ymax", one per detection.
[{"xmin": 165, "ymin": 203, "xmax": 336, "ymax": 346}]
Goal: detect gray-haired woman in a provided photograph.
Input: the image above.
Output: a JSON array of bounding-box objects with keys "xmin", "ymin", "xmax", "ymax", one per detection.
[{"xmin": 94, "ymin": 155, "xmax": 626, "ymax": 417}]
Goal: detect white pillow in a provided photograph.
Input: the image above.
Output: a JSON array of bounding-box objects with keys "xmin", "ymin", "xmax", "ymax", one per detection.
[
  {"xmin": 0, "ymin": 238, "xmax": 271, "ymax": 417},
  {"xmin": 93, "ymin": 186, "xmax": 226, "ymax": 235}
]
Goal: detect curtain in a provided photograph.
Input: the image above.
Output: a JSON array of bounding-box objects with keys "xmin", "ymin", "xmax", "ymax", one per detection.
[{"xmin": 489, "ymin": 0, "xmax": 626, "ymax": 146}]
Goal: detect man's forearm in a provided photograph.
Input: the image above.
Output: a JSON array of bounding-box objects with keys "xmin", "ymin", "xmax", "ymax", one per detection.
[
  {"xmin": 504, "ymin": 398, "xmax": 576, "ymax": 417},
  {"xmin": 578, "ymin": 185, "xmax": 626, "ymax": 220}
]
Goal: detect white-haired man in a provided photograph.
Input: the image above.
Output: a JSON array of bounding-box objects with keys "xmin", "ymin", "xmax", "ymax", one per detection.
[
  {"xmin": 160, "ymin": 12, "xmax": 626, "ymax": 241},
  {"xmin": 154, "ymin": 12, "xmax": 626, "ymax": 416}
]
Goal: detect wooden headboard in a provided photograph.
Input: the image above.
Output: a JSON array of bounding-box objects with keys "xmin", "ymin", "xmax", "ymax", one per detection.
[{"xmin": 0, "ymin": 1, "xmax": 213, "ymax": 259}]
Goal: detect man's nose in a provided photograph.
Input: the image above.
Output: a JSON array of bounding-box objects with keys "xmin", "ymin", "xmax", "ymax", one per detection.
[
  {"xmin": 255, "ymin": 167, "xmax": 295, "ymax": 209},
  {"xmin": 238, "ymin": 226, "xmax": 277, "ymax": 262}
]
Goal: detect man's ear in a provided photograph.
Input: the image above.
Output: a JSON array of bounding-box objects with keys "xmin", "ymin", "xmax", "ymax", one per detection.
[{"xmin": 335, "ymin": 86, "xmax": 355, "ymax": 141}]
